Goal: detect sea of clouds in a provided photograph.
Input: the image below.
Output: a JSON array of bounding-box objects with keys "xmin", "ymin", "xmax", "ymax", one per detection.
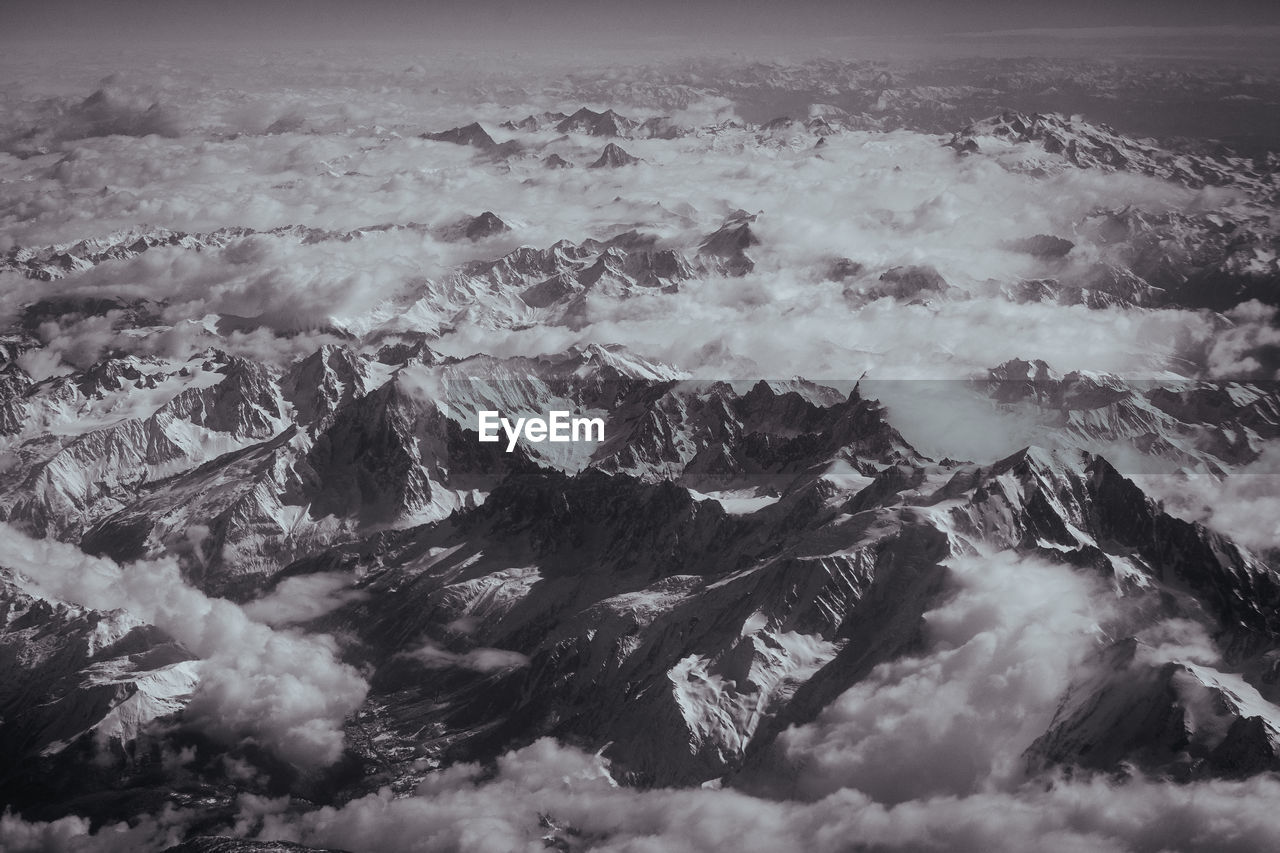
[
  {"xmin": 2, "ymin": 42, "xmax": 1279, "ymax": 852},
  {"xmin": 5, "ymin": 552, "xmax": 1280, "ymax": 852},
  {"xmin": 1, "ymin": 45, "xmax": 1261, "ymax": 388},
  {"xmin": 0, "ymin": 524, "xmax": 368, "ymax": 768}
]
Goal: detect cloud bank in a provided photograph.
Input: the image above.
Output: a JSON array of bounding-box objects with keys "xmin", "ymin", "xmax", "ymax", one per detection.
[
  {"xmin": 0, "ymin": 525, "xmax": 367, "ymax": 767},
  {"xmin": 10, "ymin": 551, "xmax": 1275, "ymax": 853}
]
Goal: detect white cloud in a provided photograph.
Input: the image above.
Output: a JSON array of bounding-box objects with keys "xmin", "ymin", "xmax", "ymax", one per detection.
[
  {"xmin": 241, "ymin": 571, "xmax": 368, "ymax": 627},
  {"xmin": 403, "ymin": 639, "xmax": 530, "ymax": 673},
  {"xmin": 0, "ymin": 524, "xmax": 367, "ymax": 767},
  {"xmin": 12, "ymin": 550, "xmax": 1267, "ymax": 853},
  {"xmin": 224, "ymin": 738, "xmax": 1280, "ymax": 853},
  {"xmin": 757, "ymin": 553, "xmax": 1112, "ymax": 803},
  {"xmin": 3, "ymin": 44, "xmax": 1280, "ymax": 853},
  {"xmin": 1136, "ymin": 443, "xmax": 1280, "ymax": 551},
  {"xmin": 1205, "ymin": 301, "xmax": 1280, "ymax": 380},
  {"xmin": 1, "ymin": 49, "xmax": 1241, "ymax": 395},
  {"xmin": 200, "ymin": 554, "xmax": 1275, "ymax": 853},
  {"xmin": 0, "ymin": 810, "xmax": 185, "ymax": 853}
]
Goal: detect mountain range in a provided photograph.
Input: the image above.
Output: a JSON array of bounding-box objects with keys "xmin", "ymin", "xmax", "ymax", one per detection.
[{"xmin": 2, "ymin": 79, "xmax": 1279, "ymax": 852}]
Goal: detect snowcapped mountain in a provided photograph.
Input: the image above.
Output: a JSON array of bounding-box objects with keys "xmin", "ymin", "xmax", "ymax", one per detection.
[
  {"xmin": 3, "ymin": 46, "xmax": 1280, "ymax": 853},
  {"xmin": 981, "ymin": 358, "xmax": 1280, "ymax": 473},
  {"xmin": 587, "ymin": 141, "xmax": 640, "ymax": 168},
  {"xmin": 4, "ymin": 327, "xmax": 1278, "ymax": 805},
  {"xmin": 0, "ymin": 567, "xmax": 198, "ymax": 766},
  {"xmin": 947, "ymin": 111, "xmax": 1278, "ymax": 202},
  {"xmin": 557, "ymin": 107, "xmax": 637, "ymax": 137}
]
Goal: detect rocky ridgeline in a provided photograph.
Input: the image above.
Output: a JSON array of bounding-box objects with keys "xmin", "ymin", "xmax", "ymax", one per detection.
[
  {"xmin": 0, "ymin": 214, "xmax": 514, "ymax": 282},
  {"xmin": 2, "ymin": 329, "xmax": 1280, "ymax": 817},
  {"xmin": 948, "ymin": 110, "xmax": 1279, "ymax": 202},
  {"xmin": 8, "ymin": 109, "xmax": 1275, "ymax": 324},
  {"xmin": 1, "ymin": 97, "xmax": 1278, "ymax": 841}
]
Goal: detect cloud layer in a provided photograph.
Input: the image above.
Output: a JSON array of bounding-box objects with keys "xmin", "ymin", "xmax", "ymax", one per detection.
[
  {"xmin": 3, "ymin": 42, "xmax": 1279, "ymax": 853},
  {"xmin": 10, "ymin": 551, "xmax": 1275, "ymax": 853},
  {"xmin": 0, "ymin": 525, "xmax": 367, "ymax": 767}
]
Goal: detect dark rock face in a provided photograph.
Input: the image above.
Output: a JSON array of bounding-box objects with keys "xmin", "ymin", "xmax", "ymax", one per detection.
[
  {"xmin": 866, "ymin": 264, "xmax": 948, "ymax": 301},
  {"xmin": 698, "ymin": 213, "xmax": 760, "ymax": 276},
  {"xmin": 289, "ymin": 390, "xmax": 1280, "ymax": 789},
  {"xmin": 284, "ymin": 345, "xmax": 370, "ymax": 433},
  {"xmin": 302, "ymin": 381, "xmax": 439, "ymax": 524},
  {"xmin": 556, "ymin": 107, "xmax": 637, "ymax": 137},
  {"xmin": 1006, "ymin": 234, "xmax": 1075, "ymax": 258},
  {"xmin": 0, "ymin": 362, "xmax": 31, "ymax": 435},
  {"xmin": 0, "ymin": 569, "xmax": 197, "ymax": 807},
  {"xmin": 826, "ymin": 257, "xmax": 864, "ymax": 281},
  {"xmin": 463, "ymin": 211, "xmax": 510, "ymax": 240},
  {"xmin": 1079, "ymin": 207, "xmax": 1280, "ymax": 311},
  {"xmin": 161, "ymin": 359, "xmax": 284, "ymax": 440},
  {"xmin": 423, "ymin": 121, "xmax": 497, "ymax": 149},
  {"xmin": 587, "ymin": 142, "xmax": 640, "ymax": 168},
  {"xmin": 456, "ymin": 467, "xmax": 740, "ymax": 577},
  {"xmin": 1027, "ymin": 640, "xmax": 1280, "ymax": 780},
  {"xmin": 80, "ymin": 426, "xmax": 302, "ymax": 588},
  {"xmin": 313, "ymin": 466, "xmax": 947, "ymax": 784},
  {"xmin": 1086, "ymin": 458, "xmax": 1280, "ymax": 653}
]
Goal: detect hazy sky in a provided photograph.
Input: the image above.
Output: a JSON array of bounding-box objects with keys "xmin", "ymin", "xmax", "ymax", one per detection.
[{"xmin": 7, "ymin": 0, "xmax": 1280, "ymax": 43}]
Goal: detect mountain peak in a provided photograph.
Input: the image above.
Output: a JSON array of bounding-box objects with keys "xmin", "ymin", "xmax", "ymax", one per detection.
[
  {"xmin": 557, "ymin": 107, "xmax": 636, "ymax": 137},
  {"xmin": 588, "ymin": 142, "xmax": 640, "ymax": 168},
  {"xmin": 423, "ymin": 121, "xmax": 497, "ymax": 150},
  {"xmin": 946, "ymin": 110, "xmax": 1273, "ymax": 197},
  {"xmin": 698, "ymin": 216, "xmax": 760, "ymax": 276},
  {"xmin": 463, "ymin": 211, "xmax": 510, "ymax": 241}
]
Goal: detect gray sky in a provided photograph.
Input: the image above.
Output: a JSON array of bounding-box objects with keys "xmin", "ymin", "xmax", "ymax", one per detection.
[{"xmin": 7, "ymin": 0, "xmax": 1280, "ymax": 43}]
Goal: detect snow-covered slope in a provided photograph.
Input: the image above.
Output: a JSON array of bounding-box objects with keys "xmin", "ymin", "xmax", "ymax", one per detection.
[{"xmin": 2, "ymin": 57, "xmax": 1280, "ymax": 850}]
